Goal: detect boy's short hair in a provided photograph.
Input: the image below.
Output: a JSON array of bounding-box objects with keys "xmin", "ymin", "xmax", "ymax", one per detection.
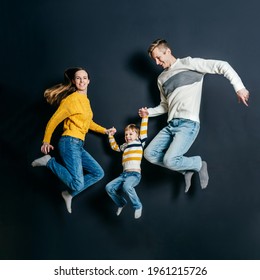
[{"xmin": 125, "ymin": 124, "xmax": 140, "ymax": 136}]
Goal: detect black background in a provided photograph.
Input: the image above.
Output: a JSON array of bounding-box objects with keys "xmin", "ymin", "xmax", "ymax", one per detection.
[{"xmin": 1, "ymin": 0, "xmax": 260, "ymax": 260}]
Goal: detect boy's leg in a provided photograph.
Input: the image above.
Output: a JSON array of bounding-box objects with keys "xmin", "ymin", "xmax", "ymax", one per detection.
[
  {"xmin": 122, "ymin": 172, "xmax": 142, "ymax": 218},
  {"xmin": 105, "ymin": 175, "xmax": 127, "ymax": 215}
]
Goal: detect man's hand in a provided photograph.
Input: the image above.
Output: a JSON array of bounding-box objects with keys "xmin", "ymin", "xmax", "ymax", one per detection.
[
  {"xmin": 138, "ymin": 107, "xmax": 149, "ymax": 117},
  {"xmin": 237, "ymin": 88, "xmax": 250, "ymax": 106}
]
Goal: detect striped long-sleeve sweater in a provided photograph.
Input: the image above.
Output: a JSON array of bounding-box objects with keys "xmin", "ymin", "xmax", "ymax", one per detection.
[
  {"xmin": 148, "ymin": 57, "xmax": 246, "ymax": 123},
  {"xmin": 108, "ymin": 117, "xmax": 148, "ymax": 172}
]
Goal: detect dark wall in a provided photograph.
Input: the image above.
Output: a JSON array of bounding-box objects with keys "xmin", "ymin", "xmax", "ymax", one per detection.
[{"xmin": 1, "ymin": 0, "xmax": 260, "ymax": 260}]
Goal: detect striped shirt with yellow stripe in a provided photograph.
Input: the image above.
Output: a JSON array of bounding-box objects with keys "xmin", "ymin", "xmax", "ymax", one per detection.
[{"xmin": 109, "ymin": 117, "xmax": 148, "ymax": 172}]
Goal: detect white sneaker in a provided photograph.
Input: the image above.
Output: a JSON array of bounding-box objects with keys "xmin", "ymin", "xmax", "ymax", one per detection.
[
  {"xmin": 199, "ymin": 161, "xmax": 209, "ymax": 189},
  {"xmin": 31, "ymin": 155, "xmax": 51, "ymax": 167},
  {"xmin": 184, "ymin": 171, "xmax": 194, "ymax": 193},
  {"xmin": 134, "ymin": 208, "xmax": 142, "ymax": 219},
  {"xmin": 61, "ymin": 191, "xmax": 72, "ymax": 213},
  {"xmin": 116, "ymin": 207, "xmax": 124, "ymax": 216}
]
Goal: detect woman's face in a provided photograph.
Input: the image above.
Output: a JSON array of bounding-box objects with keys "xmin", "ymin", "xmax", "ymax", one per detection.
[{"xmin": 73, "ymin": 70, "xmax": 90, "ymax": 93}]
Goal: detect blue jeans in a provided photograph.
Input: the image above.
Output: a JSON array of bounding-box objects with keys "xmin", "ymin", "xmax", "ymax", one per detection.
[
  {"xmin": 47, "ymin": 136, "xmax": 104, "ymax": 197},
  {"xmin": 105, "ymin": 171, "xmax": 142, "ymax": 209},
  {"xmin": 144, "ymin": 118, "xmax": 202, "ymax": 173}
]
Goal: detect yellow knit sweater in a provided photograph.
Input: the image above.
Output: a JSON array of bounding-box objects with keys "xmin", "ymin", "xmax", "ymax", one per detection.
[{"xmin": 43, "ymin": 91, "xmax": 106, "ymax": 143}]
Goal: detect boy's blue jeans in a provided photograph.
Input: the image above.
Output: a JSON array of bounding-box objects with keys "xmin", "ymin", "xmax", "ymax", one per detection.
[
  {"xmin": 105, "ymin": 171, "xmax": 142, "ymax": 209},
  {"xmin": 144, "ymin": 118, "xmax": 202, "ymax": 173},
  {"xmin": 47, "ymin": 136, "xmax": 104, "ymax": 197}
]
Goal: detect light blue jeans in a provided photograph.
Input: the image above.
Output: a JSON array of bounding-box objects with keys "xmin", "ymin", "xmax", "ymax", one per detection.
[
  {"xmin": 144, "ymin": 118, "xmax": 202, "ymax": 173},
  {"xmin": 47, "ymin": 136, "xmax": 104, "ymax": 197},
  {"xmin": 105, "ymin": 171, "xmax": 142, "ymax": 209}
]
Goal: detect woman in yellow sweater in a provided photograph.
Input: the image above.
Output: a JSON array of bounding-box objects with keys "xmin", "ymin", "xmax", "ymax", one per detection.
[{"xmin": 32, "ymin": 67, "xmax": 112, "ymax": 213}]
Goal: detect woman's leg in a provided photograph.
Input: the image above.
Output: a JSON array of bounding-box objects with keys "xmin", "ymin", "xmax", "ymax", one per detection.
[
  {"xmin": 47, "ymin": 136, "xmax": 85, "ymax": 193},
  {"xmin": 70, "ymin": 148, "xmax": 104, "ymax": 197}
]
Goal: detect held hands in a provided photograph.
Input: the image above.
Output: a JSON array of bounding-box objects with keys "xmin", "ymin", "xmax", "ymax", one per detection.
[
  {"xmin": 138, "ymin": 107, "xmax": 149, "ymax": 117},
  {"xmin": 41, "ymin": 142, "xmax": 54, "ymax": 155},
  {"xmin": 237, "ymin": 88, "xmax": 250, "ymax": 106},
  {"xmin": 107, "ymin": 127, "xmax": 117, "ymax": 136}
]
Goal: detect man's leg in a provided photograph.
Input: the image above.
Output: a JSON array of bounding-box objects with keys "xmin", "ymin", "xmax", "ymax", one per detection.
[
  {"xmin": 144, "ymin": 125, "xmax": 173, "ymax": 167},
  {"xmin": 163, "ymin": 119, "xmax": 201, "ymax": 172}
]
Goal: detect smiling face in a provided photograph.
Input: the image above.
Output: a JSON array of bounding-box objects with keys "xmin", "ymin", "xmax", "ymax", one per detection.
[
  {"xmin": 73, "ymin": 70, "xmax": 90, "ymax": 93},
  {"xmin": 151, "ymin": 46, "xmax": 173, "ymax": 69},
  {"xmin": 124, "ymin": 128, "xmax": 139, "ymax": 143}
]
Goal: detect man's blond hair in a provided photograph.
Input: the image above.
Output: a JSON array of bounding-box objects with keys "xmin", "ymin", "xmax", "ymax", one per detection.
[{"xmin": 148, "ymin": 39, "xmax": 171, "ymax": 57}]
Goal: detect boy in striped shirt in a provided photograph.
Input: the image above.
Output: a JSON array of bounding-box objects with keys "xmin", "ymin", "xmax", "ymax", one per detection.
[{"xmin": 105, "ymin": 114, "xmax": 148, "ymax": 219}]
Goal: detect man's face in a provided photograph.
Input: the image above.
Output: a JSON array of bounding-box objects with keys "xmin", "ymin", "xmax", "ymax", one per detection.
[{"xmin": 151, "ymin": 46, "xmax": 172, "ymax": 69}]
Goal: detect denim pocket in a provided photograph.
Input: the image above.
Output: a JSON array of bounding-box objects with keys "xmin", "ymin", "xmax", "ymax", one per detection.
[
  {"xmin": 60, "ymin": 136, "xmax": 83, "ymax": 145},
  {"xmin": 59, "ymin": 136, "xmax": 83, "ymax": 155},
  {"xmin": 69, "ymin": 136, "xmax": 83, "ymax": 145},
  {"xmin": 128, "ymin": 172, "xmax": 141, "ymax": 180}
]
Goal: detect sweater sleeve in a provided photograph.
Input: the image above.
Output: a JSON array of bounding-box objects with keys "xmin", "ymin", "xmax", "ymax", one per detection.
[
  {"xmin": 139, "ymin": 116, "xmax": 148, "ymax": 146},
  {"xmin": 43, "ymin": 103, "xmax": 70, "ymax": 144},
  {"xmin": 108, "ymin": 135, "xmax": 121, "ymax": 152},
  {"xmin": 186, "ymin": 57, "xmax": 245, "ymax": 92},
  {"xmin": 147, "ymin": 82, "xmax": 168, "ymax": 117},
  {"xmin": 89, "ymin": 120, "xmax": 107, "ymax": 134}
]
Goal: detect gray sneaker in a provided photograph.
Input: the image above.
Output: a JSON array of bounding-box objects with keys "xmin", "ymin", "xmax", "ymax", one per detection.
[
  {"xmin": 184, "ymin": 171, "xmax": 194, "ymax": 193},
  {"xmin": 199, "ymin": 161, "xmax": 209, "ymax": 189}
]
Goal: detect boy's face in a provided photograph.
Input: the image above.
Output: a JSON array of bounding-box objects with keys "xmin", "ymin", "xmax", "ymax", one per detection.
[{"xmin": 125, "ymin": 129, "xmax": 138, "ymax": 143}]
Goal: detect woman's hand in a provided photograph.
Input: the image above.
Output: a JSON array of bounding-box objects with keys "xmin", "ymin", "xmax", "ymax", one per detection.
[
  {"xmin": 106, "ymin": 127, "xmax": 117, "ymax": 136},
  {"xmin": 41, "ymin": 142, "xmax": 54, "ymax": 154}
]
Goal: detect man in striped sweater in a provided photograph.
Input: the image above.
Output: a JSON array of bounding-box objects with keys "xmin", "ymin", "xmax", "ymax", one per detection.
[
  {"xmin": 105, "ymin": 115, "xmax": 148, "ymax": 219},
  {"xmin": 139, "ymin": 39, "xmax": 250, "ymax": 193}
]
